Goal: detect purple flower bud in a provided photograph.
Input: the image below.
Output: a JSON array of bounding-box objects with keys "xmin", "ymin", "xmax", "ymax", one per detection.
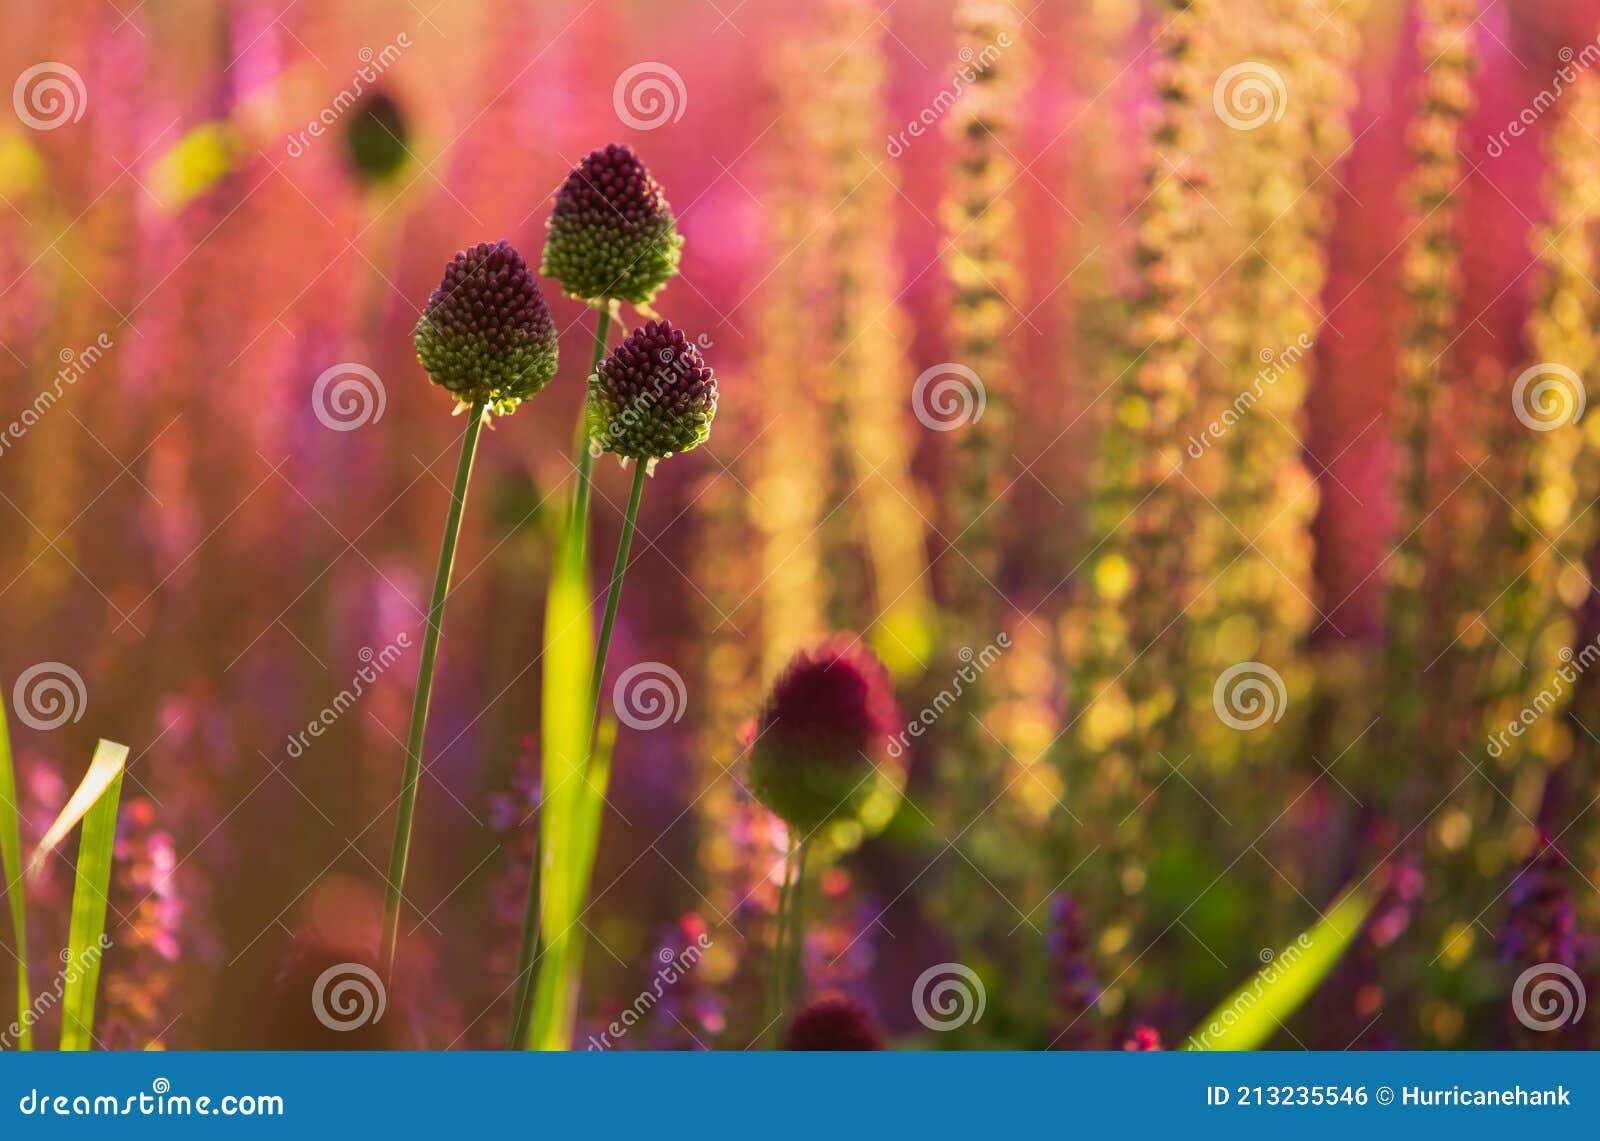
[
  {"xmin": 588, "ymin": 320, "xmax": 717, "ymax": 463},
  {"xmin": 414, "ymin": 240, "xmax": 557, "ymax": 415},
  {"xmin": 785, "ymin": 995, "xmax": 885, "ymax": 1050},
  {"xmin": 542, "ymin": 143, "xmax": 683, "ymax": 304},
  {"xmin": 747, "ymin": 638, "xmax": 902, "ymax": 833}
]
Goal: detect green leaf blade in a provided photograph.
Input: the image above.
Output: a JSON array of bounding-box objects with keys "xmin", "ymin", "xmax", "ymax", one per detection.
[
  {"xmin": 526, "ymin": 513, "xmax": 595, "ymax": 1050},
  {"xmin": 1183, "ymin": 883, "xmax": 1374, "ymax": 1051},
  {"xmin": 57, "ymin": 739, "xmax": 127, "ymax": 1051},
  {"xmin": 0, "ymin": 695, "xmax": 30, "ymax": 1049}
]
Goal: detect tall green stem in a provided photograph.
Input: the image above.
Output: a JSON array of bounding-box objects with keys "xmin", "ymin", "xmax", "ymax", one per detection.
[
  {"xmin": 588, "ymin": 461, "xmax": 647, "ymax": 734},
  {"xmin": 761, "ymin": 836, "xmax": 798, "ymax": 1047},
  {"xmin": 509, "ymin": 302, "xmax": 612, "ymax": 1047},
  {"xmin": 381, "ymin": 400, "xmax": 486, "ymax": 975},
  {"xmin": 782, "ymin": 840, "xmax": 810, "ymax": 1032},
  {"xmin": 525, "ymin": 459, "xmax": 648, "ymax": 1050}
]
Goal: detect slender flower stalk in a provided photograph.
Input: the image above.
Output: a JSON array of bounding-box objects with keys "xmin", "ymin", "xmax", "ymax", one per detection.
[
  {"xmin": 382, "ymin": 240, "xmax": 558, "ymax": 974},
  {"xmin": 746, "ymin": 638, "xmax": 901, "ymax": 1045},
  {"xmin": 520, "ymin": 320, "xmax": 716, "ymax": 1050},
  {"xmin": 506, "ymin": 301, "xmax": 612, "ymax": 1048},
  {"xmin": 509, "ymin": 145, "xmax": 686, "ymax": 1048}
]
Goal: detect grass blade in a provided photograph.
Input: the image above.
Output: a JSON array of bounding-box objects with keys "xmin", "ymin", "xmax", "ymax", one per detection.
[
  {"xmin": 1183, "ymin": 882, "xmax": 1374, "ymax": 1051},
  {"xmin": 523, "ymin": 506, "xmax": 594, "ymax": 1049},
  {"xmin": 57, "ymin": 739, "xmax": 127, "ymax": 1051},
  {"xmin": 27, "ymin": 737, "xmax": 126, "ymax": 877},
  {"xmin": 0, "ymin": 693, "xmax": 30, "ymax": 1048}
]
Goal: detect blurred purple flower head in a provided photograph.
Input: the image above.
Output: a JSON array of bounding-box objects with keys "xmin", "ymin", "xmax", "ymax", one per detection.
[
  {"xmin": 785, "ymin": 994, "xmax": 885, "ymax": 1050},
  {"xmin": 542, "ymin": 142, "xmax": 683, "ymax": 304},
  {"xmin": 747, "ymin": 637, "xmax": 901, "ymax": 833},
  {"xmin": 413, "ymin": 239, "xmax": 557, "ymax": 415}
]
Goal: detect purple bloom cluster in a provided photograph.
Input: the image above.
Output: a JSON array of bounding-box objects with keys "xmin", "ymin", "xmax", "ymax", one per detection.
[
  {"xmin": 747, "ymin": 638, "xmax": 902, "ymax": 833},
  {"xmin": 542, "ymin": 143, "xmax": 683, "ymax": 304},
  {"xmin": 588, "ymin": 320, "xmax": 717, "ymax": 464},
  {"xmin": 413, "ymin": 239, "xmax": 558, "ymax": 414}
]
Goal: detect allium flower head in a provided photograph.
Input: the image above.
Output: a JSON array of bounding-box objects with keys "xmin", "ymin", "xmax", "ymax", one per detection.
[
  {"xmin": 542, "ymin": 143, "xmax": 683, "ymax": 304},
  {"xmin": 588, "ymin": 320, "xmax": 717, "ymax": 465},
  {"xmin": 413, "ymin": 240, "xmax": 557, "ymax": 415},
  {"xmin": 748, "ymin": 637, "xmax": 902, "ymax": 834},
  {"xmin": 785, "ymin": 995, "xmax": 885, "ymax": 1050}
]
